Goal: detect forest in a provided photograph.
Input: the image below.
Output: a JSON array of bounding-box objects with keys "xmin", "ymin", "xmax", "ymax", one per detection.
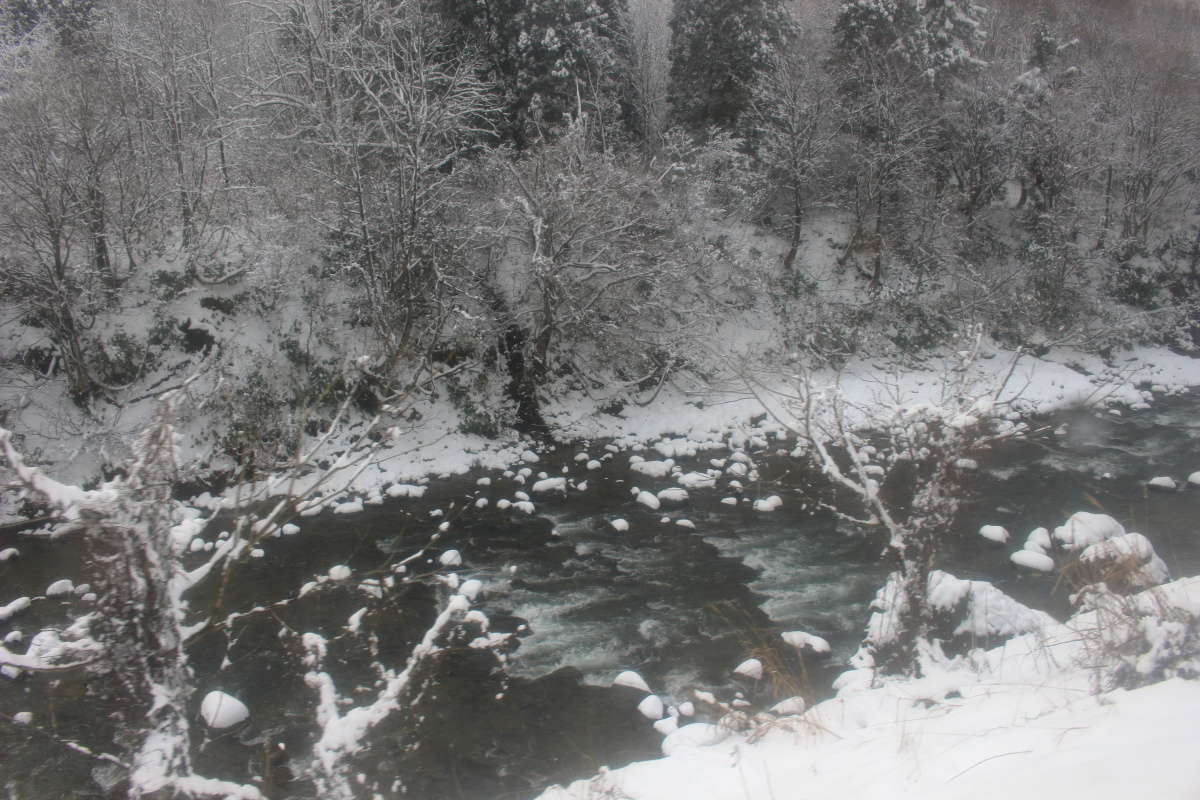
[{"xmin": 0, "ymin": 0, "xmax": 1197, "ymax": 468}]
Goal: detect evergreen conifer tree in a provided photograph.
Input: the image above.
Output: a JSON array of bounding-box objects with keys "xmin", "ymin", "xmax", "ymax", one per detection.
[
  {"xmin": 667, "ymin": 0, "xmax": 794, "ymax": 132},
  {"xmin": 437, "ymin": 0, "xmax": 625, "ymax": 145},
  {"xmin": 833, "ymin": 0, "xmax": 985, "ymax": 85}
]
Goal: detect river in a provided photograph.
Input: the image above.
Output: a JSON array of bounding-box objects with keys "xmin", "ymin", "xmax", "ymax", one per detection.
[{"xmin": 1, "ymin": 390, "xmax": 1198, "ymax": 798}]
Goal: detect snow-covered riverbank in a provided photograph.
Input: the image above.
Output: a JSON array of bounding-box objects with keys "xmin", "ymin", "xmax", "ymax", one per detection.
[
  {"xmin": 538, "ymin": 575, "xmax": 1200, "ymax": 800},
  {"xmin": 184, "ymin": 341, "xmax": 1200, "ymax": 517}
]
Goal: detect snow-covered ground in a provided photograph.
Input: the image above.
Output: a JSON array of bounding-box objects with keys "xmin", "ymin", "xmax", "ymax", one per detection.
[
  {"xmin": 172, "ymin": 339, "xmax": 1200, "ymax": 520},
  {"xmin": 538, "ymin": 576, "xmax": 1200, "ymax": 800}
]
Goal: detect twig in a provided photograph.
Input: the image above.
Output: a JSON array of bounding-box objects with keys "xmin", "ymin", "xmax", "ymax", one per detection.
[{"xmin": 946, "ymin": 749, "xmax": 1033, "ymax": 782}]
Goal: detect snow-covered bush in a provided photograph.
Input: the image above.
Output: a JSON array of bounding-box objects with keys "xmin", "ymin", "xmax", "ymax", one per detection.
[
  {"xmin": 855, "ymin": 570, "xmax": 1055, "ymax": 670},
  {"xmin": 1072, "ymin": 582, "xmax": 1200, "ymax": 692}
]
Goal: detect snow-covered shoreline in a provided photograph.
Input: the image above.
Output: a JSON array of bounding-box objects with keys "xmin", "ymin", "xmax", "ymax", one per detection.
[
  {"xmin": 537, "ymin": 575, "xmax": 1200, "ymax": 800},
  {"xmin": 192, "ymin": 342, "xmax": 1200, "ymax": 515},
  {"xmin": 4, "ymin": 341, "xmax": 1197, "ymax": 523}
]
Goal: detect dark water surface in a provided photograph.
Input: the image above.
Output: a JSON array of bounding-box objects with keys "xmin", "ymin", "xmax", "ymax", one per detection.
[{"xmin": 1, "ymin": 390, "xmax": 1198, "ymax": 798}]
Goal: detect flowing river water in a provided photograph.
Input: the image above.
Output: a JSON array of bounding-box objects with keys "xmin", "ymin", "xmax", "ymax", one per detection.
[{"xmin": 2, "ymin": 390, "xmax": 1199, "ymax": 799}]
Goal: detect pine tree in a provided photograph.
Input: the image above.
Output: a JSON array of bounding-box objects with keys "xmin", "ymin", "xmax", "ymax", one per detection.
[
  {"xmin": 1, "ymin": 0, "xmax": 98, "ymax": 39},
  {"xmin": 667, "ymin": 0, "xmax": 794, "ymax": 132},
  {"xmin": 834, "ymin": 0, "xmax": 985, "ymax": 86},
  {"xmin": 437, "ymin": 0, "xmax": 625, "ymax": 145}
]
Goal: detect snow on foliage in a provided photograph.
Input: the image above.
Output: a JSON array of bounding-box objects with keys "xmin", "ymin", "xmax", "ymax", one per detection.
[
  {"xmin": 1077, "ymin": 534, "xmax": 1171, "ymax": 591},
  {"xmin": 860, "ymin": 569, "xmax": 1055, "ymax": 668}
]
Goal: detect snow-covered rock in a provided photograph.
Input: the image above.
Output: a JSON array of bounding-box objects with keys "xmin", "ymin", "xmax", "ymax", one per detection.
[
  {"xmin": 733, "ymin": 658, "xmax": 763, "ymax": 680},
  {"xmin": 1023, "ymin": 527, "xmax": 1052, "ymax": 555},
  {"xmin": 0, "ymin": 548, "xmax": 20, "ymax": 561},
  {"xmin": 636, "ymin": 491, "xmax": 661, "ymax": 511},
  {"xmin": 199, "ymin": 691, "xmax": 249, "ymax": 730},
  {"xmin": 1010, "ymin": 549, "xmax": 1055, "ymax": 572},
  {"xmin": 632, "ymin": 459, "xmax": 674, "ymax": 478},
  {"xmin": 12, "ymin": 711, "xmax": 32, "ymax": 725},
  {"xmin": 386, "ymin": 484, "xmax": 427, "ymax": 499},
  {"xmin": 676, "ymin": 471, "xmax": 716, "ymax": 489},
  {"xmin": 752, "ymin": 495, "xmax": 782, "ymax": 512},
  {"xmin": 611, "ymin": 518, "xmax": 630, "ymax": 532},
  {"xmin": 675, "ymin": 519, "xmax": 696, "ymax": 530},
  {"xmin": 1188, "ymin": 471, "xmax": 1200, "ymax": 487},
  {"xmin": 460, "ymin": 579, "xmax": 484, "ymax": 601},
  {"xmin": 439, "ymin": 550, "xmax": 463, "ymax": 567},
  {"xmin": 638, "ymin": 695, "xmax": 665, "ymax": 720},
  {"xmin": 328, "ymin": 565, "xmax": 352, "ymax": 581},
  {"xmin": 44, "ymin": 579, "xmax": 74, "ymax": 597},
  {"xmin": 1053, "ymin": 512, "xmax": 1124, "ymax": 551},
  {"xmin": 0, "ymin": 597, "xmax": 31, "ymax": 621},
  {"xmin": 532, "ymin": 477, "xmax": 568, "ymax": 494},
  {"xmin": 1148, "ymin": 476, "xmax": 1177, "ymax": 490},
  {"xmin": 978, "ymin": 525, "xmax": 1009, "ymax": 544},
  {"xmin": 613, "ymin": 671, "xmax": 651, "ymax": 693},
  {"xmin": 657, "ymin": 488, "xmax": 689, "ymax": 503},
  {"xmin": 781, "ymin": 631, "xmax": 830, "ymax": 654},
  {"xmin": 652, "ymin": 716, "xmax": 678, "ymax": 736}
]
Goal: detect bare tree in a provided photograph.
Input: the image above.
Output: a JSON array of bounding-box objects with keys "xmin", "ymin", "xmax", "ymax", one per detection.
[
  {"xmin": 251, "ymin": 0, "xmax": 497, "ymax": 369},
  {"xmin": 474, "ymin": 121, "xmax": 706, "ymax": 419},
  {"xmin": 0, "ymin": 33, "xmax": 107, "ymax": 401},
  {"xmin": 750, "ymin": 36, "xmax": 839, "ymax": 276},
  {"xmin": 752, "ymin": 330, "xmax": 1024, "ymax": 675},
  {"xmin": 0, "ymin": 397, "xmax": 263, "ymax": 799}
]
